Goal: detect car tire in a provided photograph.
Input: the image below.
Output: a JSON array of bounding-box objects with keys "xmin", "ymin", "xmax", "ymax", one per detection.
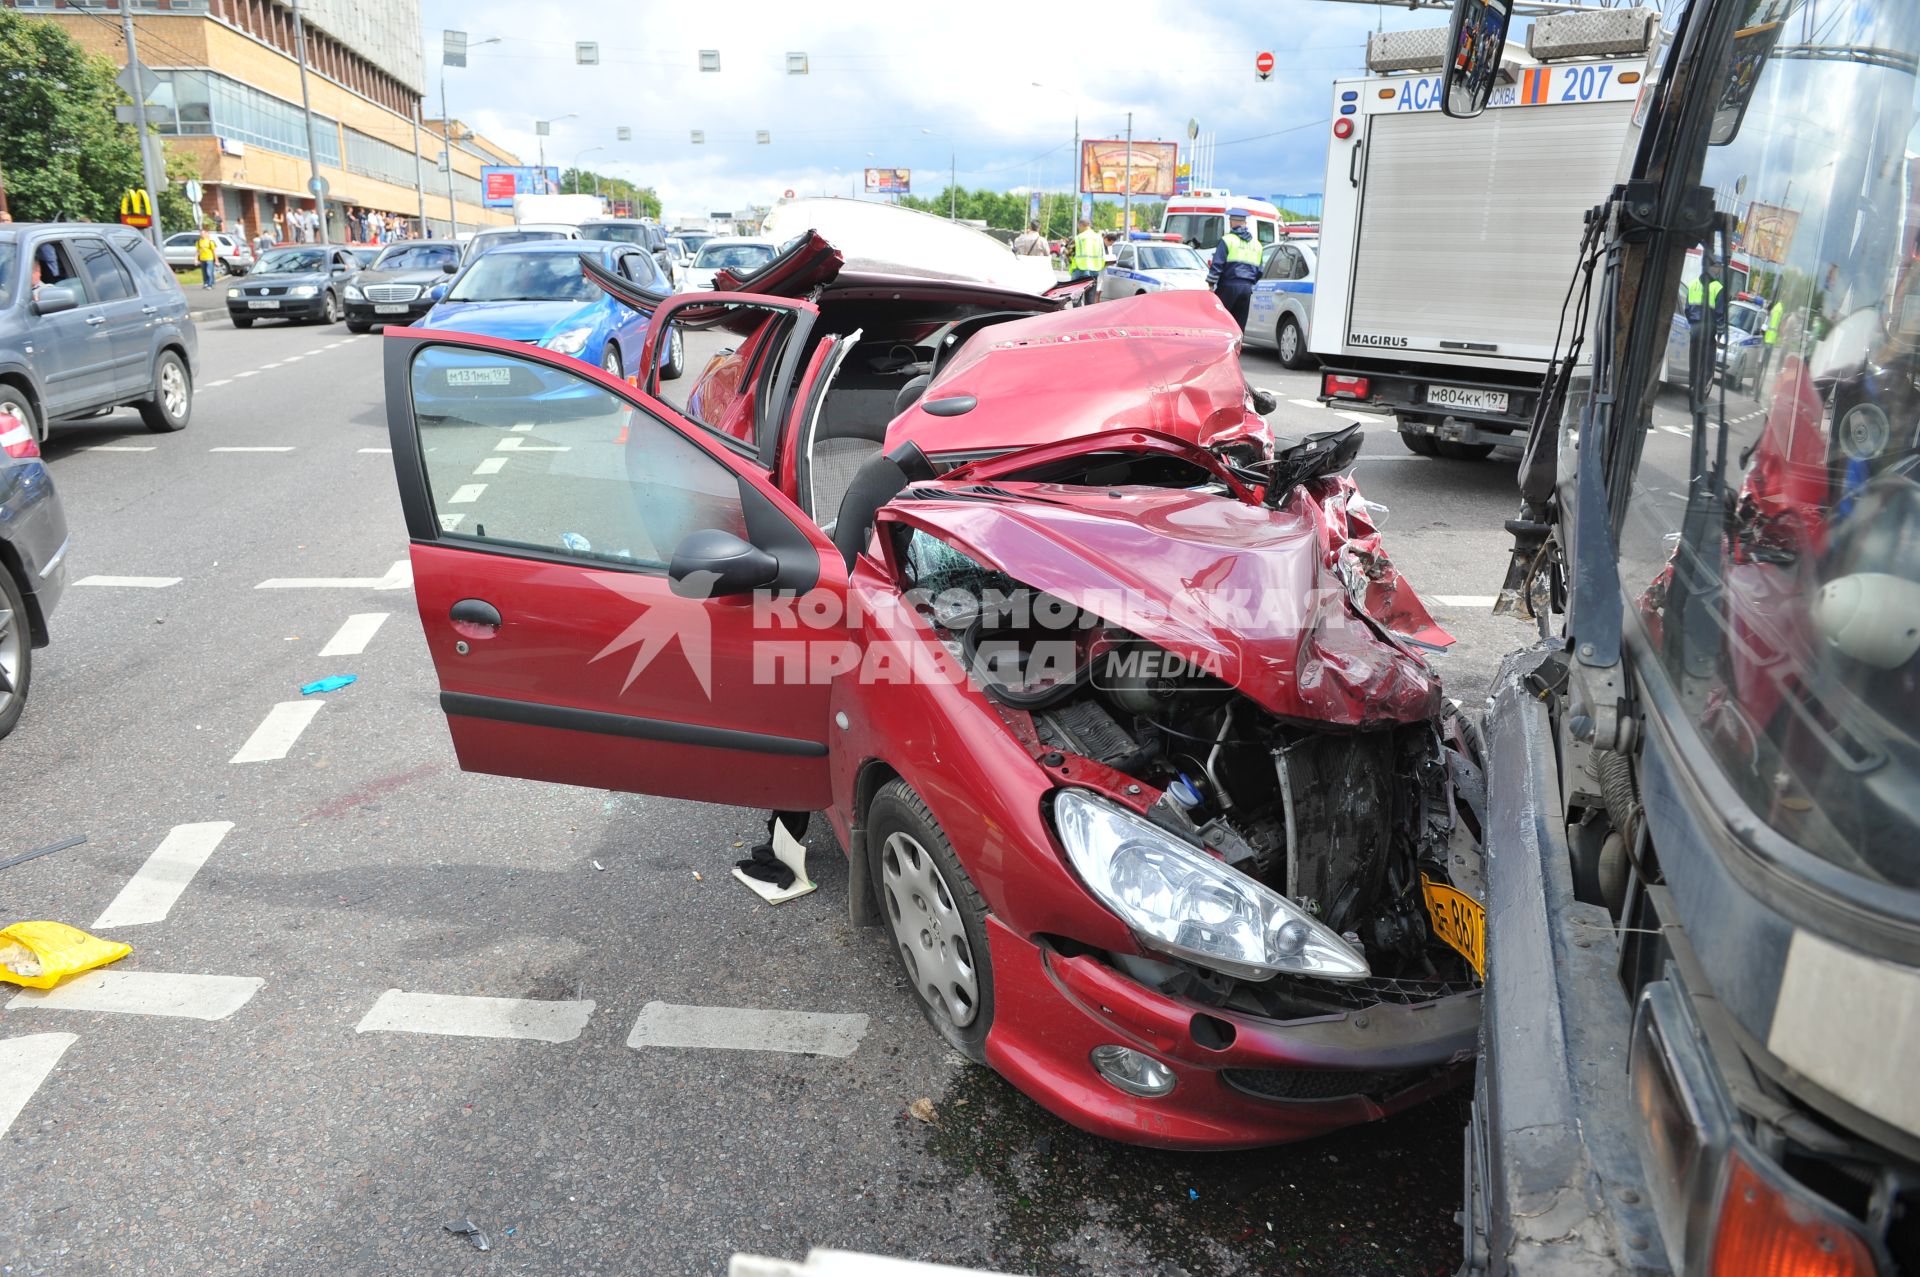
[
  {"xmin": 1400, "ymin": 428, "xmax": 1440, "ymax": 457},
  {"xmin": 1436, "ymin": 440, "xmax": 1496, "ymax": 461},
  {"xmin": 138, "ymin": 350, "xmax": 191, "ymax": 433},
  {"xmin": 317, "ymin": 291, "xmax": 340, "ymax": 324},
  {"xmin": 231, "ymin": 315, "xmax": 254, "ymax": 329},
  {"xmin": 868, "ymin": 779, "xmax": 994, "ymax": 1064},
  {"xmin": 0, "ymin": 386, "xmax": 43, "ymax": 446},
  {"xmin": 346, "ymin": 320, "xmax": 372, "ymax": 335},
  {"xmin": 1276, "ymin": 315, "xmax": 1311, "ymax": 370},
  {"xmin": 0, "ymin": 565, "xmax": 30, "ymax": 740},
  {"xmin": 661, "ymin": 326, "xmax": 685, "ymax": 382},
  {"xmin": 601, "ymin": 343, "xmax": 624, "ymax": 379}
]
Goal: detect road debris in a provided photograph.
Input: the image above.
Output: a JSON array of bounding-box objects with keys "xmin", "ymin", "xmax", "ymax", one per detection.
[
  {"xmin": 908, "ymin": 1097, "xmax": 937, "ymax": 1124},
  {"xmin": 300, "ymin": 675, "xmax": 357, "ymax": 695},
  {"xmin": 0, "ymin": 835, "xmax": 86, "ymax": 874},
  {"xmin": 443, "ymin": 1219, "xmax": 489, "ymax": 1252},
  {"xmin": 592, "ymin": 860, "xmax": 605, "ymax": 872},
  {"xmin": 732, "ymin": 814, "xmax": 815, "ymax": 905},
  {"xmin": 0, "ymin": 921, "xmax": 132, "ymax": 989}
]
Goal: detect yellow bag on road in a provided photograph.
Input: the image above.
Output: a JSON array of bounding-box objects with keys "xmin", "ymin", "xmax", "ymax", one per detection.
[{"xmin": 0, "ymin": 921, "xmax": 132, "ymax": 990}]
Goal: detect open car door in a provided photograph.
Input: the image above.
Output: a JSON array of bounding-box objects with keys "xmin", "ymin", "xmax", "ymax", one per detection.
[{"xmin": 383, "ymin": 326, "xmax": 846, "ymax": 811}]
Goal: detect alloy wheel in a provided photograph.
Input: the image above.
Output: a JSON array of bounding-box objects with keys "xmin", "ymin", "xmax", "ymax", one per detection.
[
  {"xmin": 0, "ymin": 395, "xmax": 36, "ymax": 445},
  {"xmin": 1839, "ymin": 402, "xmax": 1892, "ymax": 461},
  {"xmin": 159, "ymin": 361, "xmax": 188, "ymax": 422},
  {"xmin": 0, "ymin": 588, "xmax": 20, "ymax": 722},
  {"xmin": 880, "ymin": 830, "xmax": 979, "ymax": 1029}
]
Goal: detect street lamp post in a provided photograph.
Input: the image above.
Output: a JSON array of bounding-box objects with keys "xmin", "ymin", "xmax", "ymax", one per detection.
[
  {"xmin": 441, "ymin": 34, "xmax": 500, "ymax": 237},
  {"xmin": 573, "ymin": 146, "xmax": 605, "ymax": 196},
  {"xmin": 920, "ymin": 129, "xmax": 955, "ymax": 220},
  {"xmin": 536, "ymin": 114, "xmax": 578, "ymax": 189},
  {"xmin": 290, "ymin": 0, "xmax": 329, "ymax": 243}
]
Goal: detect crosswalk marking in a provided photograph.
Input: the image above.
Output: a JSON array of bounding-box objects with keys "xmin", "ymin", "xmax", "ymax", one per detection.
[
  {"xmin": 92, "ymin": 821, "xmax": 235, "ymax": 929},
  {"xmin": 256, "ymin": 560, "xmax": 411, "ymax": 590},
  {"xmin": 230, "ymin": 701, "xmax": 324, "ymax": 764},
  {"xmin": 0, "ymin": 1033, "xmax": 77, "ymax": 1142},
  {"xmin": 319, "ymin": 612, "xmax": 388, "ymax": 657},
  {"xmin": 356, "ymin": 991, "xmax": 596, "ymax": 1043},
  {"xmin": 7, "ymin": 972, "xmax": 264, "ymax": 1021},
  {"xmin": 626, "ymin": 1001, "xmax": 869, "ymax": 1058},
  {"xmin": 75, "ymin": 576, "xmax": 180, "ymax": 588}
]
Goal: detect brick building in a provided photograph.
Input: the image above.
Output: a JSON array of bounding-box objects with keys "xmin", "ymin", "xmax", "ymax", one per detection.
[{"xmin": 6, "ymin": 0, "xmax": 518, "ymax": 242}]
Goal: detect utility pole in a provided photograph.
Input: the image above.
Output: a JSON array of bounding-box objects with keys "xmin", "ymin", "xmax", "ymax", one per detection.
[
  {"xmin": 411, "ymin": 101, "xmax": 427, "ymax": 232},
  {"xmin": 439, "ymin": 70, "xmax": 459, "ymax": 237},
  {"xmin": 289, "ymin": 0, "xmax": 329, "ymax": 244},
  {"xmin": 119, "ymin": 4, "xmax": 165, "ymax": 248},
  {"xmin": 1122, "ymin": 112, "xmax": 1133, "ymax": 237},
  {"xmin": 949, "ymin": 144, "xmax": 956, "ymax": 220}
]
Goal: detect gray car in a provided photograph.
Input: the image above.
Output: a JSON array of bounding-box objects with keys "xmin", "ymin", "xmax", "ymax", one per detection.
[
  {"xmin": 0, "ymin": 408, "xmax": 70, "ymax": 738},
  {"xmin": 0, "ymin": 224, "xmax": 199, "ymax": 444}
]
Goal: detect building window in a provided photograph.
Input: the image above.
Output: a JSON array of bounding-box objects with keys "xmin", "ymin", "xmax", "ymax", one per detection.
[
  {"xmin": 344, "ymin": 127, "xmax": 423, "ymax": 189},
  {"xmin": 145, "ymin": 68, "xmax": 341, "ymax": 167}
]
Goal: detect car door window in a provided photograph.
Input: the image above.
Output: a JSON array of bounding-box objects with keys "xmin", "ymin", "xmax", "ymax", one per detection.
[
  {"xmin": 29, "ymin": 240, "xmax": 85, "ymax": 295},
  {"xmin": 650, "ymin": 302, "xmax": 796, "ymax": 455},
  {"xmin": 110, "ymin": 231, "xmax": 178, "ymax": 294},
  {"xmin": 74, "ymin": 237, "xmax": 137, "ymax": 302},
  {"xmin": 1114, "ymin": 245, "xmax": 1134, "ymax": 269},
  {"xmin": 410, "ymin": 344, "xmax": 747, "ymax": 570}
]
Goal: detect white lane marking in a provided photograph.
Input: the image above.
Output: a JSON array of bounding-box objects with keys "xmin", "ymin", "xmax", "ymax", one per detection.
[
  {"xmin": 210, "ymin": 446, "xmax": 295, "ymax": 453},
  {"xmin": 203, "ymin": 379, "xmax": 233, "ymax": 388},
  {"xmin": 474, "ymin": 457, "xmax": 506, "ymax": 475},
  {"xmin": 495, "ymin": 436, "xmax": 569, "ymax": 453},
  {"xmin": 234, "ymin": 370, "xmax": 258, "ymax": 379},
  {"xmin": 305, "ymin": 348, "xmax": 329, "ymax": 356},
  {"xmin": 358, "ymin": 447, "xmax": 392, "ymax": 454},
  {"xmin": 259, "ymin": 362, "xmax": 282, "ymax": 370},
  {"xmin": 230, "ymin": 700, "xmax": 325, "ymax": 764},
  {"xmin": 87, "ymin": 445, "xmax": 156, "ymax": 452},
  {"xmin": 327, "ymin": 341, "xmax": 348, "ymax": 349},
  {"xmin": 8, "ymin": 972, "xmax": 264, "ymax": 1021},
  {"xmin": 626, "ymin": 1001, "xmax": 869, "ymax": 1058},
  {"xmin": 1291, "ymin": 398, "xmax": 1336, "ymax": 411},
  {"xmin": 439, "ymin": 513, "xmax": 466, "ymax": 531},
  {"xmin": 356, "ymin": 991, "xmax": 595, "ymax": 1043},
  {"xmin": 1433, "ymin": 594, "xmax": 1498, "ymax": 608},
  {"xmin": 92, "ymin": 821, "xmax": 235, "ymax": 929},
  {"xmin": 511, "ymin": 422, "xmax": 535, "ymax": 432},
  {"xmin": 1661, "ymin": 425, "xmax": 1691, "ymax": 436},
  {"xmin": 256, "ymin": 560, "xmax": 411, "ymax": 590},
  {"xmin": 75, "ymin": 575, "xmax": 180, "ymax": 588},
  {"xmin": 281, "ymin": 355, "xmax": 302, "ymax": 363},
  {"xmin": 0, "ymin": 1033, "xmax": 78, "ymax": 1141},
  {"xmin": 448, "ymin": 483, "xmax": 486, "ymax": 504},
  {"xmin": 319, "ymin": 612, "xmax": 389, "ymax": 657}
]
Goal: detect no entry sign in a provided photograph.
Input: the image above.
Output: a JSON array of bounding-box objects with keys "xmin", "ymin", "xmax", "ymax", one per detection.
[{"xmin": 1256, "ymin": 51, "xmax": 1275, "ymax": 80}]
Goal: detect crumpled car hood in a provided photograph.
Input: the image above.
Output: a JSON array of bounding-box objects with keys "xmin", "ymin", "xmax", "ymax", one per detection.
[
  {"xmin": 877, "ymin": 478, "xmax": 1443, "ymax": 727},
  {"xmin": 885, "ymin": 290, "xmax": 1271, "ymax": 460}
]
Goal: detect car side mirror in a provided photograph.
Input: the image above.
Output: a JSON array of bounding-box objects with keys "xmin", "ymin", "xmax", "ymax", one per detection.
[
  {"xmin": 1441, "ymin": 0, "xmax": 1512, "ymax": 118},
  {"xmin": 441, "ymin": 261, "xmax": 459, "ymax": 273},
  {"xmin": 1249, "ymin": 387, "xmax": 1279, "ymax": 416},
  {"xmin": 668, "ymin": 529, "xmax": 780, "ymax": 599},
  {"xmin": 427, "ymin": 284, "xmax": 449, "ymax": 301},
  {"xmin": 31, "ymin": 285, "xmax": 81, "ymax": 316}
]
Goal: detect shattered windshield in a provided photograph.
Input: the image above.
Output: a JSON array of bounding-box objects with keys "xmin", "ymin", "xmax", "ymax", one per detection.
[{"xmin": 1614, "ymin": 0, "xmax": 1920, "ymax": 888}]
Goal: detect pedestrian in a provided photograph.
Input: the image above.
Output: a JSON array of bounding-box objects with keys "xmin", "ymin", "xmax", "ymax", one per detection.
[
  {"xmin": 1208, "ymin": 208, "xmax": 1261, "ymax": 331},
  {"xmin": 1757, "ymin": 295, "xmax": 1784, "ymax": 387},
  {"xmin": 1068, "ymin": 218, "xmax": 1105, "ymax": 282},
  {"xmin": 195, "ymin": 227, "xmax": 219, "ymax": 288},
  {"xmin": 1012, "ymin": 220, "xmax": 1048, "ymax": 258},
  {"xmin": 271, "ymin": 211, "xmax": 283, "ymax": 244}
]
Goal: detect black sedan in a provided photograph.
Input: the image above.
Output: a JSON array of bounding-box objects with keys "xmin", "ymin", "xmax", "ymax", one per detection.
[
  {"xmin": 343, "ymin": 240, "xmax": 461, "ymax": 333},
  {"xmin": 225, "ymin": 246, "xmax": 376, "ymax": 327}
]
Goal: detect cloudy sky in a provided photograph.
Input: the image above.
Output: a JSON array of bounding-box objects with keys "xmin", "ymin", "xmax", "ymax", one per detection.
[{"xmin": 416, "ymin": 0, "xmax": 1446, "ymax": 218}]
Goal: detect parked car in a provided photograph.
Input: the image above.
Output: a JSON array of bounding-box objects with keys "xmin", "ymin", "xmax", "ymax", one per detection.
[
  {"xmin": 1096, "ymin": 240, "xmax": 1210, "ymax": 303},
  {"xmin": 343, "ymin": 239, "xmax": 462, "ymax": 333},
  {"xmin": 1664, "ymin": 290, "xmax": 1768, "ymax": 391},
  {"xmin": 225, "ymin": 245, "xmax": 365, "ymax": 327},
  {"xmin": 161, "ymin": 230, "xmax": 253, "ymax": 277},
  {"xmin": 419, "ymin": 241, "xmax": 683, "ymax": 381},
  {"xmin": 0, "ymin": 222, "xmax": 198, "ymax": 443},
  {"xmin": 381, "ymin": 220, "xmax": 1483, "ymax": 1150},
  {"xmin": 459, "ymin": 224, "xmax": 580, "ymax": 266},
  {"xmin": 678, "ymin": 236, "xmax": 777, "ymax": 292},
  {"xmin": 578, "ymin": 219, "xmax": 679, "ymax": 286},
  {"xmin": 671, "ymin": 229, "xmax": 717, "ymax": 256},
  {"xmin": 0, "ymin": 407, "xmax": 69, "ymax": 739},
  {"xmin": 1244, "ymin": 241, "xmax": 1318, "ymax": 370}
]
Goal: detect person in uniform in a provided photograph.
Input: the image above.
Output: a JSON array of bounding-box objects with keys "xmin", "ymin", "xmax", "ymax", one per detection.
[
  {"xmin": 1069, "ymin": 218, "xmax": 1105, "ymax": 282},
  {"xmin": 1208, "ymin": 208, "xmax": 1262, "ymax": 330}
]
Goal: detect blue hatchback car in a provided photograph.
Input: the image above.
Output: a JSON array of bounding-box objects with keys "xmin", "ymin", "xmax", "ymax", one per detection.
[{"xmin": 421, "ymin": 241, "xmax": 684, "ymax": 381}]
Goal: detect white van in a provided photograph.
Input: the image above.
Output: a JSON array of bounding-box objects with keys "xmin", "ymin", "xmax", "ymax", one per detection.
[{"xmin": 1158, "ymin": 192, "xmax": 1283, "ymax": 256}]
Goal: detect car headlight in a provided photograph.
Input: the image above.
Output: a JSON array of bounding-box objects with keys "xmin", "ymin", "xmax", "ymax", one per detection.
[
  {"xmin": 344, "ymin": 284, "xmax": 364, "ymax": 301},
  {"xmin": 287, "ymin": 285, "xmax": 319, "ymax": 297},
  {"xmin": 546, "ymin": 326, "xmax": 594, "ymax": 355},
  {"xmin": 226, "ymin": 288, "xmax": 243, "ymax": 300},
  {"xmin": 1052, "ymin": 789, "xmax": 1369, "ymax": 982}
]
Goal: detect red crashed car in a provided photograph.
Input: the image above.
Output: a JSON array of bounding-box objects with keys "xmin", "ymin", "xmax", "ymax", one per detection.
[{"xmin": 383, "ymin": 230, "xmax": 1485, "ymax": 1150}]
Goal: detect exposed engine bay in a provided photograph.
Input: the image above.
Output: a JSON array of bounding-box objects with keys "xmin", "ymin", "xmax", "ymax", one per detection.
[{"xmin": 888, "ymin": 433, "xmax": 1487, "ymax": 1017}]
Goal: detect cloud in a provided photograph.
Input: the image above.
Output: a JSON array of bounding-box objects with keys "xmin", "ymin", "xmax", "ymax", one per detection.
[{"xmin": 421, "ymin": 0, "xmax": 1441, "ymax": 215}]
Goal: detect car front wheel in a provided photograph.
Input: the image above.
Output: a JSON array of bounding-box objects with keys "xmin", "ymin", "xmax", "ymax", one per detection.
[
  {"xmin": 0, "ymin": 387, "xmax": 42, "ymax": 446},
  {"xmin": 869, "ymin": 779, "xmax": 994, "ymax": 1063},
  {"xmin": 317, "ymin": 292, "xmax": 340, "ymax": 324},
  {"xmin": 661, "ymin": 326, "xmax": 685, "ymax": 381},
  {"xmin": 602, "ymin": 343, "xmax": 623, "ymax": 379},
  {"xmin": 138, "ymin": 351, "xmax": 191, "ymax": 433},
  {"xmin": 0, "ymin": 565, "xmax": 33, "ymax": 741},
  {"xmin": 1276, "ymin": 315, "xmax": 1311, "ymax": 369}
]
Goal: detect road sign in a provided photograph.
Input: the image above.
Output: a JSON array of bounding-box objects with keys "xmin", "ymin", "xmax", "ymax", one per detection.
[
  {"xmin": 1255, "ymin": 51, "xmax": 1275, "ymax": 80},
  {"xmin": 616, "ymin": 126, "xmax": 631, "ymax": 142},
  {"xmin": 308, "ymin": 176, "xmax": 329, "ymax": 198},
  {"xmin": 783, "ymin": 188, "xmax": 795, "ymax": 199},
  {"xmin": 183, "ymin": 178, "xmax": 202, "ymax": 204},
  {"xmin": 115, "ymin": 57, "xmax": 158, "ymax": 102},
  {"xmin": 118, "ymin": 189, "xmax": 153, "ymax": 229},
  {"xmin": 1187, "ymin": 118, "xmax": 1199, "ymax": 140}
]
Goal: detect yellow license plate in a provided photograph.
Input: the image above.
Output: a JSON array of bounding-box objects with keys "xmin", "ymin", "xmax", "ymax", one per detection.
[{"xmin": 1421, "ymin": 875, "xmax": 1486, "ymax": 977}]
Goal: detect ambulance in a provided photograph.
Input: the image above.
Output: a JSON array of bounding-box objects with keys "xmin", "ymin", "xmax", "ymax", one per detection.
[
  {"xmin": 1310, "ymin": 9, "xmax": 1657, "ymax": 459},
  {"xmin": 1158, "ymin": 192, "xmax": 1283, "ymax": 257}
]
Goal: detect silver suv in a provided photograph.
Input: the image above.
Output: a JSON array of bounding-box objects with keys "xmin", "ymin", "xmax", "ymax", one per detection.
[{"xmin": 0, "ymin": 224, "xmax": 199, "ymax": 444}]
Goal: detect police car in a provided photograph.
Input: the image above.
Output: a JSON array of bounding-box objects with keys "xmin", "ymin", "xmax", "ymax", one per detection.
[
  {"xmin": 1096, "ymin": 236, "xmax": 1210, "ymax": 303},
  {"xmin": 1243, "ymin": 240, "xmax": 1318, "ymax": 369}
]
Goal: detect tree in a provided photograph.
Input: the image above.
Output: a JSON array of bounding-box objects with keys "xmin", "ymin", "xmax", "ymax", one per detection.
[
  {"xmin": 155, "ymin": 145, "xmax": 206, "ymax": 235},
  {"xmin": 554, "ymin": 168, "xmax": 661, "ymax": 219},
  {"xmin": 0, "ymin": 9, "xmax": 145, "ymax": 223}
]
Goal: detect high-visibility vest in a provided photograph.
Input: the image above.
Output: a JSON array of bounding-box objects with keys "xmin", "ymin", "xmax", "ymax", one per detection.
[
  {"xmin": 1222, "ymin": 231, "xmax": 1262, "ymax": 268},
  {"xmin": 1685, "ymin": 277, "xmax": 1723, "ymax": 307},
  {"xmin": 1765, "ymin": 300, "xmax": 1782, "ymax": 345},
  {"xmin": 1071, "ymin": 229, "xmax": 1106, "ymax": 272}
]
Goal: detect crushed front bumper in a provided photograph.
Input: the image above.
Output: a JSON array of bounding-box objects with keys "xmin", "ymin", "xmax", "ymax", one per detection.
[{"xmin": 983, "ymin": 916, "xmax": 1478, "ymax": 1151}]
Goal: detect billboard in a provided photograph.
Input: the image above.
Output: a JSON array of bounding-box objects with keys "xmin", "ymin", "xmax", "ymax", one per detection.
[
  {"xmin": 480, "ymin": 165, "xmax": 564, "ymax": 207},
  {"xmin": 1744, "ymin": 201, "xmax": 1800, "ymax": 264},
  {"xmin": 864, "ymin": 167, "xmax": 911, "ymax": 194},
  {"xmin": 1080, "ymin": 140, "xmax": 1178, "ymax": 197}
]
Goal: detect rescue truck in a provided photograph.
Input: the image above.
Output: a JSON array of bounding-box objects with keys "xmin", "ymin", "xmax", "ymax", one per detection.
[{"xmin": 1310, "ymin": 11, "xmax": 1656, "ymax": 459}]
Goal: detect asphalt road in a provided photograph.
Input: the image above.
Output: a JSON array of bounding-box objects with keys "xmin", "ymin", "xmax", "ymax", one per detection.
[{"xmin": 0, "ymin": 310, "xmax": 1542, "ymax": 1276}]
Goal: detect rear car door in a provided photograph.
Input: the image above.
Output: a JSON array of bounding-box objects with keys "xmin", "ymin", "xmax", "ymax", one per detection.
[
  {"xmin": 70, "ymin": 235, "xmax": 149, "ymax": 397},
  {"xmin": 386, "ymin": 328, "xmax": 847, "ymax": 810}
]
